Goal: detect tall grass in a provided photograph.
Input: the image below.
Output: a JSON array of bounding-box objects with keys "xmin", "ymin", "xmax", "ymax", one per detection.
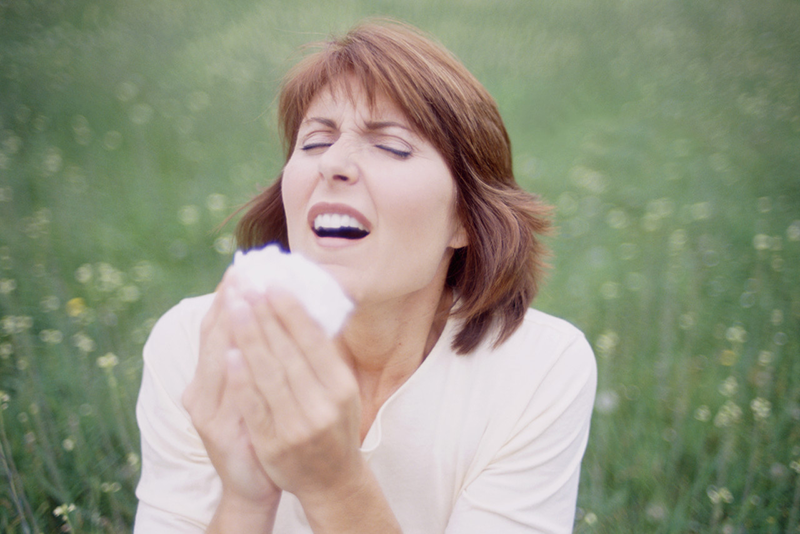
[{"xmin": 1, "ymin": 0, "xmax": 798, "ymax": 532}]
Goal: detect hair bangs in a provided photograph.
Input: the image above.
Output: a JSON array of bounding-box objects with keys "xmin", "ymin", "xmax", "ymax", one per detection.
[{"xmin": 279, "ymin": 23, "xmax": 462, "ymax": 162}]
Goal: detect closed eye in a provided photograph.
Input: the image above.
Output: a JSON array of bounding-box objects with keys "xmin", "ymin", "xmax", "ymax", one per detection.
[
  {"xmin": 376, "ymin": 145, "xmax": 411, "ymax": 158},
  {"xmin": 301, "ymin": 142, "xmax": 332, "ymax": 152}
]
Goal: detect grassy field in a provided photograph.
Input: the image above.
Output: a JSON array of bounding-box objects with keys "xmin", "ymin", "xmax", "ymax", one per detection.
[{"xmin": 1, "ymin": 0, "xmax": 799, "ymax": 532}]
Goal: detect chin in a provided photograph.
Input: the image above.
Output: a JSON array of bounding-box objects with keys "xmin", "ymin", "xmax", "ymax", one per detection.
[{"xmin": 312, "ymin": 263, "xmax": 362, "ymax": 301}]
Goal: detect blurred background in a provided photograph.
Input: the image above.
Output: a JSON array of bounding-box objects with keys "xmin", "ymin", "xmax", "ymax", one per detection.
[{"xmin": 1, "ymin": 0, "xmax": 798, "ymax": 532}]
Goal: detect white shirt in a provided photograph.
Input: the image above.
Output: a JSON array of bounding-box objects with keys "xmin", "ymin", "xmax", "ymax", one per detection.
[{"xmin": 134, "ymin": 293, "xmax": 596, "ymax": 533}]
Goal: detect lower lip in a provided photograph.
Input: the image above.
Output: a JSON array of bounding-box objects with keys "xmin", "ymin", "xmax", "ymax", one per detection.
[{"xmin": 313, "ymin": 233, "xmax": 368, "ymax": 248}]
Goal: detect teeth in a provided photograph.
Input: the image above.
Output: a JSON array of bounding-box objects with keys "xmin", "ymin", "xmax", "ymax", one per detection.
[{"xmin": 314, "ymin": 213, "xmax": 367, "ymax": 232}]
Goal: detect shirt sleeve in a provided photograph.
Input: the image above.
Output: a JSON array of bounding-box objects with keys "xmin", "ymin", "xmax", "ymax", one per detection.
[
  {"xmin": 444, "ymin": 335, "xmax": 597, "ymax": 534},
  {"xmin": 133, "ymin": 298, "xmax": 221, "ymax": 533}
]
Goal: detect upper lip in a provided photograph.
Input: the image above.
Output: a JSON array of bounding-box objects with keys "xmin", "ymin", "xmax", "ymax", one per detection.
[{"xmin": 307, "ymin": 202, "xmax": 372, "ymax": 233}]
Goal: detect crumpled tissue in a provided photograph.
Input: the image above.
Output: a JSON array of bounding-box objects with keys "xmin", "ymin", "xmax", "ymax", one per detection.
[{"xmin": 232, "ymin": 244, "xmax": 353, "ymax": 337}]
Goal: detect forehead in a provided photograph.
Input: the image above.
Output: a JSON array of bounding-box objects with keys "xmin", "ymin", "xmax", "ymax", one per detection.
[{"xmin": 301, "ymin": 78, "xmax": 410, "ymax": 126}]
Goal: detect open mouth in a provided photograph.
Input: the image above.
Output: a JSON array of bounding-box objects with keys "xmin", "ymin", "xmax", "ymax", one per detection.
[{"xmin": 313, "ymin": 213, "xmax": 370, "ymax": 240}]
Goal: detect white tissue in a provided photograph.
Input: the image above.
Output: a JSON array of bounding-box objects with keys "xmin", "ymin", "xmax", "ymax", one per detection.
[{"xmin": 232, "ymin": 244, "xmax": 353, "ymax": 337}]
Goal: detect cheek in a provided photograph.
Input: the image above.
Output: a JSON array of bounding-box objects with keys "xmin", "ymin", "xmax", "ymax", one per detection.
[
  {"xmin": 376, "ymin": 171, "xmax": 457, "ymax": 239},
  {"xmin": 280, "ymin": 181, "xmax": 310, "ymax": 252},
  {"xmin": 280, "ymin": 162, "xmax": 310, "ymax": 226}
]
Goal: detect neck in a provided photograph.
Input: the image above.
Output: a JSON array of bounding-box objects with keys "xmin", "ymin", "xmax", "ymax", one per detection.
[{"xmin": 337, "ymin": 285, "xmax": 453, "ymax": 405}]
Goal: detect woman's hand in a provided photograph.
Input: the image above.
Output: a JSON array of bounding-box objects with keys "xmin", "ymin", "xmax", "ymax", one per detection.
[
  {"xmin": 186, "ymin": 269, "xmax": 400, "ymax": 533},
  {"xmin": 223, "ymin": 275, "xmax": 367, "ymax": 507},
  {"xmin": 182, "ymin": 270, "xmax": 282, "ymax": 513}
]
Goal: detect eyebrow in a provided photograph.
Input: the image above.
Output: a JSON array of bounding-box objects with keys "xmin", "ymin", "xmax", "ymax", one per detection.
[
  {"xmin": 364, "ymin": 120, "xmax": 411, "ymax": 132},
  {"xmin": 302, "ymin": 117, "xmax": 337, "ymax": 129},
  {"xmin": 301, "ymin": 117, "xmax": 412, "ymax": 132}
]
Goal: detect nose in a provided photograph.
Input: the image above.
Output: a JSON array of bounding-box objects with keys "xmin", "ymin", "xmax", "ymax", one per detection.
[{"xmin": 318, "ymin": 137, "xmax": 359, "ymax": 184}]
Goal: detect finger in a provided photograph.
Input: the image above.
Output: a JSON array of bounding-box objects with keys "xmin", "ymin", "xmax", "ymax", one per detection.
[
  {"xmin": 185, "ymin": 267, "xmax": 237, "ymax": 418},
  {"xmin": 184, "ymin": 340, "xmax": 229, "ymax": 422},
  {"xmin": 199, "ymin": 266, "xmax": 238, "ymax": 342},
  {"xmin": 249, "ymin": 295, "xmax": 342, "ymax": 425},
  {"xmin": 224, "ymin": 348, "xmax": 275, "ymax": 446},
  {"xmin": 198, "ymin": 266, "xmax": 241, "ymax": 370},
  {"xmin": 264, "ymin": 290, "xmax": 357, "ymax": 393},
  {"xmin": 226, "ymin": 292, "xmax": 311, "ymax": 438},
  {"xmin": 214, "ymin": 355, "xmax": 277, "ymax": 490}
]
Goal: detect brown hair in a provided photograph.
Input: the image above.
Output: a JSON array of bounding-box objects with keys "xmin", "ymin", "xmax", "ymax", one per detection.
[{"xmin": 236, "ymin": 19, "xmax": 552, "ymax": 354}]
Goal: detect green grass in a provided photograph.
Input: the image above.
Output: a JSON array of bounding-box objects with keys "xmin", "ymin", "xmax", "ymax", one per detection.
[{"xmin": 1, "ymin": 0, "xmax": 799, "ymax": 532}]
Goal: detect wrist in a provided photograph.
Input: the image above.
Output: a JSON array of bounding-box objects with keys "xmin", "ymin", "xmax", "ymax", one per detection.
[
  {"xmin": 220, "ymin": 487, "xmax": 282, "ymax": 513},
  {"xmin": 207, "ymin": 490, "xmax": 282, "ymax": 534},
  {"xmin": 297, "ymin": 456, "xmax": 369, "ymax": 510},
  {"xmin": 298, "ymin": 463, "xmax": 401, "ymax": 534}
]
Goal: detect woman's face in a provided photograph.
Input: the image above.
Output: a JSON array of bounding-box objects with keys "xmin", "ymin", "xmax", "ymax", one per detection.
[{"xmin": 281, "ymin": 81, "xmax": 466, "ymax": 308}]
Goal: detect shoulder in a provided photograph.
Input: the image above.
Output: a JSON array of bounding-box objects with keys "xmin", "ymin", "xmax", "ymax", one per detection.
[
  {"xmin": 439, "ymin": 311, "xmax": 596, "ymax": 533},
  {"xmin": 447, "ymin": 307, "xmax": 594, "ymax": 377},
  {"xmin": 520, "ymin": 307, "xmax": 585, "ymax": 338},
  {"xmin": 427, "ymin": 308, "xmax": 595, "ymax": 493},
  {"xmin": 149, "ymin": 293, "xmax": 216, "ymax": 339},
  {"xmin": 461, "ymin": 308, "xmax": 596, "ymax": 420},
  {"xmin": 487, "ymin": 307, "xmax": 594, "ymax": 371},
  {"xmin": 142, "ymin": 293, "xmax": 216, "ymax": 388},
  {"xmin": 135, "ymin": 293, "xmax": 221, "ymax": 531},
  {"xmin": 146, "ymin": 293, "xmax": 216, "ymax": 351}
]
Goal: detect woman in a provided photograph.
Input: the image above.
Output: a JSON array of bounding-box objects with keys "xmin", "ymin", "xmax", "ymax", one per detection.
[{"xmin": 134, "ymin": 19, "xmax": 596, "ymax": 534}]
